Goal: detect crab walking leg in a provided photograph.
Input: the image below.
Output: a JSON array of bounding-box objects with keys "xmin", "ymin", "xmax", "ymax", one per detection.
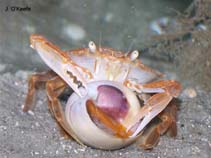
[
  {"xmin": 47, "ymin": 99, "xmax": 71, "ymax": 139},
  {"xmin": 46, "ymin": 78, "xmax": 71, "ymax": 139},
  {"xmin": 30, "ymin": 34, "xmax": 92, "ymax": 97},
  {"xmin": 124, "ymin": 80, "xmax": 181, "ymax": 137},
  {"xmin": 23, "ymin": 70, "xmax": 71, "ymax": 138},
  {"xmin": 46, "ymin": 76, "xmax": 84, "ymax": 145},
  {"xmin": 138, "ymin": 101, "xmax": 178, "ymax": 149},
  {"xmin": 131, "ymin": 93, "xmax": 173, "ymax": 137},
  {"xmin": 164, "ymin": 102, "xmax": 178, "ymax": 137},
  {"xmin": 125, "ymin": 80, "xmax": 181, "ymax": 97},
  {"xmin": 23, "ymin": 70, "xmax": 57, "ymax": 112}
]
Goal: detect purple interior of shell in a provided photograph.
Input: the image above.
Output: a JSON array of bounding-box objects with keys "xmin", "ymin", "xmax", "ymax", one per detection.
[{"xmin": 96, "ymin": 85, "xmax": 129, "ymax": 120}]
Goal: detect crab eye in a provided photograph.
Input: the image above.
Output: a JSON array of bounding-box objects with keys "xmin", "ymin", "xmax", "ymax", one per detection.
[
  {"xmin": 130, "ymin": 50, "xmax": 139, "ymax": 61},
  {"xmin": 88, "ymin": 41, "xmax": 96, "ymax": 53}
]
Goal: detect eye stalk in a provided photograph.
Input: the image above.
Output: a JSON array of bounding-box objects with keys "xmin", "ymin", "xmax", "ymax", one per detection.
[
  {"xmin": 130, "ymin": 50, "xmax": 139, "ymax": 61},
  {"xmin": 88, "ymin": 41, "xmax": 97, "ymax": 53}
]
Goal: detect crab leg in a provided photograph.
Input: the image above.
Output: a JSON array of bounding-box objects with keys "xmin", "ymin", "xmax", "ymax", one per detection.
[
  {"xmin": 163, "ymin": 101, "xmax": 177, "ymax": 137},
  {"xmin": 23, "ymin": 70, "xmax": 57, "ymax": 112},
  {"xmin": 46, "ymin": 75, "xmax": 84, "ymax": 145},
  {"xmin": 124, "ymin": 80, "xmax": 181, "ymax": 137},
  {"xmin": 23, "ymin": 71, "xmax": 70, "ymax": 138},
  {"xmin": 138, "ymin": 102, "xmax": 177, "ymax": 149},
  {"xmin": 30, "ymin": 34, "xmax": 92, "ymax": 97},
  {"xmin": 46, "ymin": 77, "xmax": 70, "ymax": 138},
  {"xmin": 47, "ymin": 92, "xmax": 71, "ymax": 139}
]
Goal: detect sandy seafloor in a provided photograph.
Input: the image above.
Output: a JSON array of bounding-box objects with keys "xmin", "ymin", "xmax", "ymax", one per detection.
[{"xmin": 0, "ymin": 71, "xmax": 210, "ymax": 158}]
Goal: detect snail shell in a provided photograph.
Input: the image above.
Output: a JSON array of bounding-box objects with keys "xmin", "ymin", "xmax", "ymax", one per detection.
[{"xmin": 65, "ymin": 81, "xmax": 141, "ymax": 150}]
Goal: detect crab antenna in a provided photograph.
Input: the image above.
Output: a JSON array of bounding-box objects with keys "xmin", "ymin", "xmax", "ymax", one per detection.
[
  {"xmin": 98, "ymin": 31, "xmax": 102, "ymax": 51},
  {"xmin": 88, "ymin": 41, "xmax": 96, "ymax": 53},
  {"xmin": 130, "ymin": 50, "xmax": 139, "ymax": 61},
  {"xmin": 126, "ymin": 38, "xmax": 136, "ymax": 54}
]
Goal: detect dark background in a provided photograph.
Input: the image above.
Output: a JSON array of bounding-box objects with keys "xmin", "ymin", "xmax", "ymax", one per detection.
[{"xmin": 0, "ymin": 0, "xmax": 191, "ymax": 72}]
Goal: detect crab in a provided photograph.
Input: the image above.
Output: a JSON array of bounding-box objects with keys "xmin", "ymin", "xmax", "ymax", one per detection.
[{"xmin": 23, "ymin": 34, "xmax": 181, "ymax": 150}]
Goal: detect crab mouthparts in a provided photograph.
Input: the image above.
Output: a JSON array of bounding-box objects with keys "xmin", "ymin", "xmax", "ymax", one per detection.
[{"xmin": 96, "ymin": 85, "xmax": 129, "ymax": 121}]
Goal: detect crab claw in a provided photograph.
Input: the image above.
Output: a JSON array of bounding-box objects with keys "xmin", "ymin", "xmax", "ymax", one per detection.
[
  {"xmin": 30, "ymin": 34, "xmax": 88, "ymax": 97},
  {"xmin": 63, "ymin": 63, "xmax": 88, "ymax": 97}
]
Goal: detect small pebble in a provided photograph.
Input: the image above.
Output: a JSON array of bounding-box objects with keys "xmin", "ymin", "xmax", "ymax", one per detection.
[
  {"xmin": 0, "ymin": 126, "xmax": 7, "ymax": 131},
  {"xmin": 68, "ymin": 145, "xmax": 72, "ymax": 150},
  {"xmin": 35, "ymin": 122, "xmax": 40, "ymax": 127},
  {"xmin": 184, "ymin": 88, "xmax": 197, "ymax": 98},
  {"xmin": 78, "ymin": 148, "xmax": 86, "ymax": 152},
  {"xmin": 74, "ymin": 149, "xmax": 78, "ymax": 154},
  {"xmin": 34, "ymin": 152, "xmax": 39, "ymax": 155},
  {"xmin": 62, "ymin": 144, "xmax": 66, "ymax": 150},
  {"xmin": 192, "ymin": 146, "xmax": 200, "ymax": 153},
  {"xmin": 15, "ymin": 121, "xmax": 19, "ymax": 127},
  {"xmin": 43, "ymin": 150, "xmax": 47, "ymax": 155},
  {"xmin": 28, "ymin": 110, "xmax": 35, "ymax": 116},
  {"xmin": 14, "ymin": 81, "xmax": 19, "ymax": 86},
  {"xmin": 31, "ymin": 151, "xmax": 39, "ymax": 156}
]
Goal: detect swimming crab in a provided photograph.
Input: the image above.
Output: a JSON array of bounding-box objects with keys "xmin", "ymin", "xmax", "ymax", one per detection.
[{"xmin": 23, "ymin": 34, "xmax": 181, "ymax": 150}]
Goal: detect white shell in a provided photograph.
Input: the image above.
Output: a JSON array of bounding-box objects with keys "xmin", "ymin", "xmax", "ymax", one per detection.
[{"xmin": 65, "ymin": 81, "xmax": 140, "ymax": 150}]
